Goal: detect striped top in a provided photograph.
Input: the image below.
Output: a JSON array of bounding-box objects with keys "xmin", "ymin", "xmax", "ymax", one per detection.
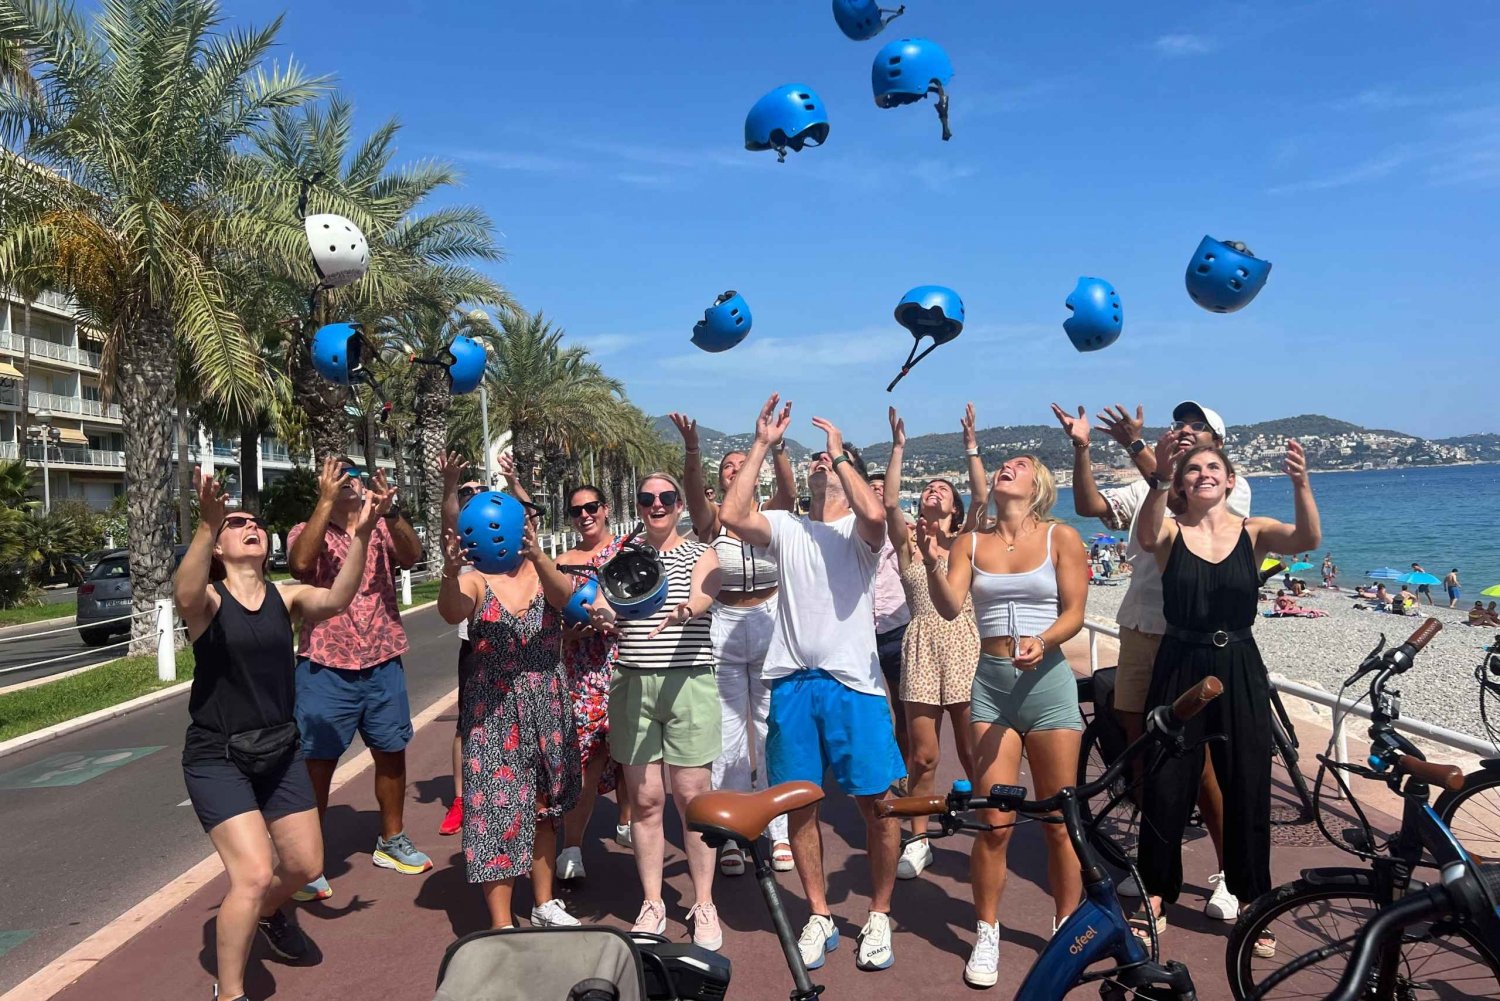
[
  {"xmin": 614, "ymin": 540, "xmax": 714, "ymax": 671},
  {"xmin": 710, "ymin": 528, "xmax": 779, "ymax": 593}
]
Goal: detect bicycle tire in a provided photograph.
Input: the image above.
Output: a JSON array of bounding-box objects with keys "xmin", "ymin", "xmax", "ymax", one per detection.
[
  {"xmin": 1226, "ymin": 872, "xmax": 1500, "ymax": 1000},
  {"xmin": 1435, "ymin": 768, "xmax": 1500, "ymax": 864},
  {"xmin": 1077, "ymin": 715, "xmax": 1138, "ymax": 872}
]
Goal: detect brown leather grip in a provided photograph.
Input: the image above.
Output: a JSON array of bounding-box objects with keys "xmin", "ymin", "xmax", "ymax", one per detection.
[
  {"xmin": 1170, "ymin": 676, "xmax": 1224, "ymax": 723},
  {"xmin": 1403, "ymin": 618, "xmax": 1442, "ymax": 654},
  {"xmin": 874, "ymin": 796, "xmax": 947, "ymax": 819},
  {"xmin": 1393, "ymin": 756, "xmax": 1465, "ymax": 793}
]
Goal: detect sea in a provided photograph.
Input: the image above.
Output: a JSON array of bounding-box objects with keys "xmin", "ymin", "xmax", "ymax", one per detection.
[{"xmin": 1043, "ymin": 464, "xmax": 1499, "ymax": 592}]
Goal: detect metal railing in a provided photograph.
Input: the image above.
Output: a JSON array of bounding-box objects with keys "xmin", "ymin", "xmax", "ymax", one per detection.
[
  {"xmin": 28, "ymin": 390, "xmax": 121, "ymax": 420},
  {"xmin": 27, "ymin": 336, "xmax": 101, "ymax": 370},
  {"xmin": 4, "ymin": 441, "xmax": 124, "ymax": 467}
]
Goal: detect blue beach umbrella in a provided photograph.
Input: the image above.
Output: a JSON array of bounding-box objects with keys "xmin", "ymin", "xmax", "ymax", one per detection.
[
  {"xmin": 1366, "ymin": 567, "xmax": 1406, "ymax": 581},
  {"xmin": 1288, "ymin": 562, "xmax": 1315, "ymax": 573},
  {"xmin": 1091, "ymin": 535, "xmax": 1119, "ymax": 545},
  {"xmin": 1400, "ymin": 571, "xmax": 1443, "ymax": 586}
]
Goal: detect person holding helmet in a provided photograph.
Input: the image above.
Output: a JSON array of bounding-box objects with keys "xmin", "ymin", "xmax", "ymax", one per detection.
[
  {"xmin": 719, "ymin": 395, "xmax": 905, "ymax": 974},
  {"xmin": 437, "ymin": 492, "xmax": 581, "ymax": 930},
  {"xmin": 1052, "ymin": 399, "xmax": 1250, "ymax": 919},
  {"xmin": 670, "ymin": 412, "xmax": 800, "ymax": 876},
  {"xmin": 588, "ymin": 473, "xmax": 725, "ymax": 951},
  {"xmin": 286, "ymin": 457, "xmax": 427, "ymax": 900},
  {"xmin": 554, "ymin": 484, "xmax": 633, "ymax": 879}
]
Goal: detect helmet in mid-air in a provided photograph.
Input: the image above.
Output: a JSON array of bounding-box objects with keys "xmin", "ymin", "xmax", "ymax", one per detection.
[
  {"xmin": 1063, "ymin": 277, "xmax": 1123, "ymax": 352},
  {"xmin": 1184, "ymin": 236, "xmax": 1271, "ymax": 313},
  {"xmin": 304, "ymin": 213, "xmax": 370, "ymax": 289},
  {"xmin": 888, "ymin": 285, "xmax": 963, "ymax": 391},
  {"xmin": 871, "ymin": 37, "xmax": 954, "ymax": 140},
  {"xmin": 746, "ymin": 85, "xmax": 831, "ymax": 163},
  {"xmin": 833, "ymin": 0, "xmax": 905, "ymax": 41},
  {"xmin": 691, "ymin": 291, "xmax": 752, "ymax": 353}
]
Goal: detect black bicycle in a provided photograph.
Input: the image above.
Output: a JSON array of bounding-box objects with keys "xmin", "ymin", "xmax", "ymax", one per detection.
[
  {"xmin": 1429, "ymin": 639, "xmax": 1500, "ymax": 865},
  {"xmin": 1226, "ymin": 617, "xmax": 1500, "ymax": 999}
]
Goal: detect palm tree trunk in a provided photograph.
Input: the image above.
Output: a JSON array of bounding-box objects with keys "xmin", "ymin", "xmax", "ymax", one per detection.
[
  {"xmin": 511, "ymin": 424, "xmax": 537, "ymax": 494},
  {"xmin": 177, "ymin": 398, "xmax": 192, "ymax": 544},
  {"xmin": 239, "ymin": 421, "xmax": 262, "ymax": 514},
  {"xmin": 291, "ymin": 325, "xmax": 351, "ymax": 463},
  {"xmin": 412, "ymin": 367, "xmax": 449, "ymax": 544},
  {"xmin": 122, "ymin": 313, "xmax": 179, "ymax": 654}
]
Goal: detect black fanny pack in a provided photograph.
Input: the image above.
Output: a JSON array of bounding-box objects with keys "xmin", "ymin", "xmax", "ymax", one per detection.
[{"xmin": 225, "ymin": 721, "xmax": 300, "ymax": 777}]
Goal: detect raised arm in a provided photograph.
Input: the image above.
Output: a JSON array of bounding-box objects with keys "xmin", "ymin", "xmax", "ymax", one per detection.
[
  {"xmin": 522, "ymin": 521, "xmax": 579, "ymax": 610},
  {"xmin": 288, "ymin": 457, "xmax": 344, "ymax": 579},
  {"xmin": 436, "ymin": 528, "xmax": 478, "ymax": 625},
  {"xmin": 439, "ymin": 450, "xmax": 470, "ymax": 539},
  {"xmin": 814, "ymin": 416, "xmax": 885, "ymax": 550},
  {"xmin": 1250, "ymin": 440, "xmax": 1322, "ymax": 555},
  {"xmin": 372, "ymin": 468, "xmax": 423, "ymax": 568},
  {"xmin": 496, "ymin": 450, "xmax": 533, "ymax": 507},
  {"xmin": 921, "ymin": 523, "xmax": 974, "ymax": 620},
  {"xmin": 766, "ymin": 441, "xmax": 797, "ymax": 512},
  {"xmin": 885, "ymin": 407, "xmax": 913, "ymax": 559},
  {"xmin": 1051, "ymin": 403, "xmax": 1111, "ymax": 519},
  {"xmin": 960, "ymin": 402, "xmax": 987, "ymax": 533},
  {"xmin": 1139, "ymin": 432, "xmax": 1190, "ymax": 565},
  {"xmin": 669, "ymin": 412, "xmax": 719, "ymax": 540},
  {"xmin": 287, "ymin": 483, "xmax": 390, "ymax": 624},
  {"xmin": 720, "ymin": 394, "xmax": 791, "ymax": 548},
  {"xmin": 174, "ymin": 467, "xmax": 228, "ymax": 631}
]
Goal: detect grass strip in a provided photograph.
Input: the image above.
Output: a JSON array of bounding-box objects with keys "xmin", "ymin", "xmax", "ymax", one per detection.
[
  {"xmin": 407, "ymin": 580, "xmax": 441, "ymax": 607},
  {"xmin": 0, "ymin": 649, "xmax": 196, "ymax": 742},
  {"xmin": 0, "ymin": 600, "xmax": 78, "ymax": 628}
]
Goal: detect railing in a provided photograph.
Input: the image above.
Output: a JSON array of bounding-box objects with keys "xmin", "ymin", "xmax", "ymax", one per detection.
[
  {"xmin": 0, "ymin": 441, "xmax": 16, "ymax": 459},
  {"xmin": 0, "ymin": 331, "xmax": 22, "ymax": 352},
  {"xmin": 26, "ymin": 336, "xmax": 101, "ymax": 370},
  {"xmin": 5, "ymin": 441, "xmax": 124, "ymax": 467},
  {"xmin": 27, "ymin": 390, "xmax": 121, "ymax": 420},
  {"xmin": 0, "ymin": 602, "xmax": 182, "ymax": 687}
]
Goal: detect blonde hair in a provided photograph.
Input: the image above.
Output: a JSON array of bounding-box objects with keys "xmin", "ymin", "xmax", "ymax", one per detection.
[{"xmin": 980, "ymin": 454, "xmax": 1058, "ymax": 530}]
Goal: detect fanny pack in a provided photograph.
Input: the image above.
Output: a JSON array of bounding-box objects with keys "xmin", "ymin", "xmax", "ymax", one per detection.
[{"xmin": 224, "ymin": 721, "xmax": 300, "ymax": 778}]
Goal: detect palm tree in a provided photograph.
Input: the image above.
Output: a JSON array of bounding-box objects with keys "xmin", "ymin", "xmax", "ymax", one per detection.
[{"xmin": 0, "ymin": 0, "xmax": 323, "ymax": 651}]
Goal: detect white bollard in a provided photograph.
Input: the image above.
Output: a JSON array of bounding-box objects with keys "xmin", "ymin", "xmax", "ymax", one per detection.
[
  {"xmin": 401, "ymin": 568, "xmax": 412, "ymax": 606},
  {"xmin": 155, "ymin": 598, "xmax": 175, "ymax": 681},
  {"xmin": 1088, "ymin": 631, "xmax": 1099, "ymax": 673}
]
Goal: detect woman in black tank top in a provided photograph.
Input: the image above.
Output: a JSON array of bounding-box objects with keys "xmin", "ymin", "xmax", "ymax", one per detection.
[
  {"xmin": 175, "ymin": 464, "xmax": 389, "ymax": 1001},
  {"xmin": 1133, "ymin": 439, "xmax": 1320, "ymax": 945}
]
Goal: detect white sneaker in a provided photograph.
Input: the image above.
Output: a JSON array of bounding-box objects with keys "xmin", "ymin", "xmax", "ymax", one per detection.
[
  {"xmin": 895, "ymin": 837, "xmax": 933, "ymax": 879},
  {"xmin": 1204, "ymin": 872, "xmax": 1239, "ymax": 921},
  {"xmin": 1117, "ymin": 873, "xmax": 1142, "ymax": 898},
  {"xmin": 615, "ymin": 823, "xmax": 634, "ymax": 850},
  {"xmin": 965, "ymin": 920, "xmax": 1000, "ymax": 988},
  {"xmin": 856, "ymin": 911, "xmax": 894, "ymax": 971},
  {"xmin": 531, "ymin": 899, "xmax": 580, "ymax": 927},
  {"xmin": 557, "ymin": 846, "xmax": 585, "ymax": 881},
  {"xmin": 797, "ymin": 914, "xmax": 839, "ymax": 970}
]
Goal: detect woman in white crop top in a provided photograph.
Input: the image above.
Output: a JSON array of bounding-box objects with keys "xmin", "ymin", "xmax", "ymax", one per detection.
[
  {"xmin": 670, "ymin": 412, "xmax": 799, "ymax": 875},
  {"xmin": 920, "ymin": 453, "xmax": 1089, "ymax": 988}
]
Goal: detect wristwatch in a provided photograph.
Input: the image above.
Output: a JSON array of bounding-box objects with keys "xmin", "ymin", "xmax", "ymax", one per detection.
[
  {"xmin": 383, "ymin": 503, "xmax": 404, "ymax": 521},
  {"xmin": 965, "ymin": 447, "xmax": 980, "ymax": 457},
  {"xmin": 1127, "ymin": 439, "xmax": 1147, "ymax": 457},
  {"xmin": 1148, "ymin": 474, "xmax": 1170, "ymax": 492}
]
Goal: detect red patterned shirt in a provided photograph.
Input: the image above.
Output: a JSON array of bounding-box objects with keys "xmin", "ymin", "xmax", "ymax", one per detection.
[{"xmin": 288, "ymin": 517, "xmax": 408, "ymax": 669}]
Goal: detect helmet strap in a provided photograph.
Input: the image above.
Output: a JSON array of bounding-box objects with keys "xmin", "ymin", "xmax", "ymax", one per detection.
[
  {"xmin": 886, "ymin": 338, "xmax": 942, "ymax": 392},
  {"xmin": 933, "ymin": 84, "xmax": 952, "ymax": 142},
  {"xmin": 880, "ymin": 4, "xmax": 907, "ymax": 28},
  {"xmin": 774, "ymin": 146, "xmax": 788, "ymax": 164}
]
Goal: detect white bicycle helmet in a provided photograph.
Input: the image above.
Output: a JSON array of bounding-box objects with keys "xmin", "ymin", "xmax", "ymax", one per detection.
[{"xmin": 303, "ymin": 213, "xmax": 370, "ymax": 288}]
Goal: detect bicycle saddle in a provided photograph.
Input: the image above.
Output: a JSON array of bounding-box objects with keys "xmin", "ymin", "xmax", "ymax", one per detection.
[{"xmin": 687, "ymin": 782, "xmax": 824, "ymax": 848}]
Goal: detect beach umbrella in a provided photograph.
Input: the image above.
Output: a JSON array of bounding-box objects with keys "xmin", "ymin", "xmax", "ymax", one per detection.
[
  {"xmin": 1400, "ymin": 571, "xmax": 1442, "ymax": 586},
  {"xmin": 1260, "ymin": 557, "xmax": 1283, "ymax": 572},
  {"xmin": 1288, "ymin": 562, "xmax": 1315, "ymax": 573},
  {"xmin": 1481, "ymin": 585, "xmax": 1500, "ymax": 598},
  {"xmin": 1366, "ymin": 567, "xmax": 1406, "ymax": 581},
  {"xmin": 1091, "ymin": 535, "xmax": 1119, "ymax": 545}
]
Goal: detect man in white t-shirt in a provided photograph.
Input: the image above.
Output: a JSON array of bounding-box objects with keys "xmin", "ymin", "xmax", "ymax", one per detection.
[
  {"xmin": 721, "ymin": 394, "xmax": 905, "ymax": 975},
  {"xmin": 1051, "ymin": 398, "xmax": 1250, "ymax": 920}
]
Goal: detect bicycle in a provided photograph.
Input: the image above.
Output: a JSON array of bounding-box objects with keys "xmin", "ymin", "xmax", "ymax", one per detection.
[
  {"xmin": 1430, "ymin": 641, "xmax": 1500, "ymax": 863},
  {"xmin": 685, "ymin": 676, "xmax": 1227, "ymax": 1001},
  {"xmin": 1226, "ymin": 617, "xmax": 1500, "ymax": 999}
]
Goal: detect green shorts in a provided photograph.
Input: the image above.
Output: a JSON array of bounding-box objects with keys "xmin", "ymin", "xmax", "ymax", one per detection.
[{"xmin": 608, "ymin": 666, "xmax": 722, "ymax": 768}]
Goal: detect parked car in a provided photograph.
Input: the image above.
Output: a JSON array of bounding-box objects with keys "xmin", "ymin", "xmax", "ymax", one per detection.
[
  {"xmin": 81, "ymin": 549, "xmax": 120, "ymax": 575},
  {"xmin": 75, "ymin": 546, "xmax": 189, "ymax": 646}
]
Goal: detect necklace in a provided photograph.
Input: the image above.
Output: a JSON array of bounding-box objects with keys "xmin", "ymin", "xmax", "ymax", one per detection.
[{"xmin": 995, "ymin": 519, "xmax": 1037, "ymax": 553}]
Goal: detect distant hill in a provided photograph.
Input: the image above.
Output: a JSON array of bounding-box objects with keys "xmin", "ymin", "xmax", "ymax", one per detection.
[{"xmin": 649, "ymin": 416, "xmax": 813, "ymax": 462}]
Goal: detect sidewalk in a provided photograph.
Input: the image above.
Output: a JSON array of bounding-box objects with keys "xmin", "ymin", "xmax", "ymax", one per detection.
[{"xmin": 27, "ymin": 636, "xmax": 1393, "ymax": 1001}]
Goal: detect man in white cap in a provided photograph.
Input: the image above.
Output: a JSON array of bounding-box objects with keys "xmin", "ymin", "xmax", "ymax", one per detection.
[{"xmin": 1050, "ymin": 398, "xmax": 1250, "ymax": 920}]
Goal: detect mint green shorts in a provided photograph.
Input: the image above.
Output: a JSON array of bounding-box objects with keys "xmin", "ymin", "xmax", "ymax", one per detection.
[
  {"xmin": 970, "ymin": 650, "xmax": 1083, "ymax": 734},
  {"xmin": 608, "ymin": 666, "xmax": 722, "ymax": 767}
]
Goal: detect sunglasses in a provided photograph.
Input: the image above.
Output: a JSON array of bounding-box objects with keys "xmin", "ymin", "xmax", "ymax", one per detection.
[
  {"xmin": 457, "ymin": 485, "xmax": 479, "ymax": 501},
  {"xmin": 220, "ymin": 515, "xmax": 266, "ymax": 532},
  {"xmin": 568, "ymin": 501, "xmax": 604, "ymax": 518},
  {"xmin": 1171, "ymin": 420, "xmax": 1211, "ymax": 433},
  {"xmin": 636, "ymin": 490, "xmax": 679, "ymax": 508}
]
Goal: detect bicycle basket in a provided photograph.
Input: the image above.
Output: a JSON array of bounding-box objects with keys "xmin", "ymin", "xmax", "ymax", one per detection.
[{"xmin": 435, "ymin": 926, "xmax": 646, "ymax": 1001}]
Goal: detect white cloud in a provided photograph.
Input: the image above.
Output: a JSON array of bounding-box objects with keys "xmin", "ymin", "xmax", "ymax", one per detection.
[
  {"xmin": 1152, "ymin": 33, "xmax": 1216, "ymax": 56},
  {"xmin": 1268, "ymin": 147, "xmax": 1421, "ymax": 194},
  {"xmin": 570, "ymin": 333, "xmax": 636, "ymax": 358}
]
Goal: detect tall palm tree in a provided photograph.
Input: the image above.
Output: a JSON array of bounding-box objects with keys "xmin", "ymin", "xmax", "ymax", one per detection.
[{"xmin": 0, "ymin": 0, "xmax": 323, "ymax": 651}]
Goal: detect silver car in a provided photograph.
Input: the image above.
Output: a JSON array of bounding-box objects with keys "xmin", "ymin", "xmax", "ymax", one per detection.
[{"xmin": 75, "ymin": 546, "xmax": 187, "ymax": 646}]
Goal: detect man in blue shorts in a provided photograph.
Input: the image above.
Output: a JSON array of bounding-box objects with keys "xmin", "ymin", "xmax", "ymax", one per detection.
[{"xmin": 721, "ymin": 394, "xmax": 905, "ymax": 973}]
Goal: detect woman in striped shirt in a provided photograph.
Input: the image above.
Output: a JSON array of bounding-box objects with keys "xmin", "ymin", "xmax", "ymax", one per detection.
[{"xmin": 589, "ymin": 472, "xmax": 724, "ymax": 950}]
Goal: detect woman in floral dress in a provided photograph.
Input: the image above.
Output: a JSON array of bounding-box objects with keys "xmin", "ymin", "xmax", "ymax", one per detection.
[
  {"xmin": 555, "ymin": 485, "xmax": 631, "ymax": 880},
  {"xmin": 438, "ymin": 509, "xmax": 582, "ymax": 930}
]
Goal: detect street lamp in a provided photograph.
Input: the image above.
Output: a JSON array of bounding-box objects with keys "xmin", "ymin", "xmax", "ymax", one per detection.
[{"xmin": 28, "ymin": 409, "xmax": 58, "ymax": 513}]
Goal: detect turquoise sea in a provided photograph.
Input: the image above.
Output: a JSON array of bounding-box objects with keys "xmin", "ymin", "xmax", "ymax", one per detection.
[{"xmin": 1051, "ymin": 464, "xmax": 1500, "ymax": 593}]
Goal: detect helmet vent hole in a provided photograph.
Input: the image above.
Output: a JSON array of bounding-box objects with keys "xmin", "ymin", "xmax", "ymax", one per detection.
[
  {"xmin": 1236, "ymin": 267, "xmax": 1249, "ymax": 278},
  {"xmin": 889, "ymin": 56, "xmax": 902, "ymax": 64},
  {"xmin": 1228, "ymin": 278, "xmax": 1243, "ymax": 290},
  {"xmin": 1112, "ymin": 314, "xmax": 1120, "ymax": 322},
  {"xmin": 1196, "ymin": 264, "xmax": 1211, "ymax": 274},
  {"xmin": 463, "ymin": 527, "xmax": 473, "ymax": 536},
  {"xmin": 1204, "ymin": 253, "xmax": 1216, "ymax": 262},
  {"xmin": 797, "ymin": 92, "xmax": 810, "ymax": 99},
  {"xmin": 803, "ymin": 103, "xmax": 816, "ymax": 110},
  {"xmin": 328, "ymin": 244, "xmax": 338, "ymax": 252}
]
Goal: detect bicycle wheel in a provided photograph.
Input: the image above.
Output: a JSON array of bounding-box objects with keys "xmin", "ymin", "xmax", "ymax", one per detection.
[
  {"xmin": 1077, "ymin": 715, "xmax": 1139, "ymax": 871},
  {"xmin": 1226, "ymin": 873, "xmax": 1500, "ymax": 1000},
  {"xmin": 1435, "ymin": 768, "xmax": 1500, "ymax": 863}
]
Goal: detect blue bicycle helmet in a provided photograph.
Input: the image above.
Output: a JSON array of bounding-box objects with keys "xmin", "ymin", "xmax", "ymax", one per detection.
[
  {"xmin": 833, "ymin": 0, "xmax": 904, "ymax": 41},
  {"xmin": 444, "ymin": 335, "xmax": 488, "ymax": 394},
  {"xmin": 562, "ymin": 578, "xmax": 599, "ymax": 627},
  {"xmin": 600, "ymin": 545, "xmax": 669, "ymax": 621},
  {"xmin": 1063, "ymin": 277, "xmax": 1123, "ymax": 352},
  {"xmin": 456, "ymin": 490, "xmax": 527, "ymax": 574},
  {"xmin": 310, "ymin": 322, "xmax": 366, "ymax": 386},
  {"xmin": 1184, "ymin": 236, "xmax": 1272, "ymax": 313},
  {"xmin": 871, "ymin": 38, "xmax": 954, "ymax": 140},
  {"xmin": 745, "ymin": 85, "xmax": 830, "ymax": 163},
  {"xmin": 888, "ymin": 285, "xmax": 963, "ymax": 391},
  {"xmin": 691, "ymin": 291, "xmax": 752, "ymax": 353}
]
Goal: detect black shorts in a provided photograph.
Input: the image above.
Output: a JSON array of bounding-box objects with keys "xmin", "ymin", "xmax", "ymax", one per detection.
[
  {"xmin": 876, "ymin": 624, "xmax": 908, "ymax": 695},
  {"xmin": 456, "ymin": 638, "xmax": 473, "ymax": 733},
  {"xmin": 182, "ymin": 750, "xmax": 317, "ymax": 833}
]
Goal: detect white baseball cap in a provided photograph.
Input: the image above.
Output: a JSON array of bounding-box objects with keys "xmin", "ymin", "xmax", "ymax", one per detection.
[{"xmin": 1172, "ymin": 400, "xmax": 1226, "ymax": 440}]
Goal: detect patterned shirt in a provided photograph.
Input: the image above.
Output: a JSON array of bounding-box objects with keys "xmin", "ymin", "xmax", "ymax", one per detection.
[{"xmin": 288, "ymin": 517, "xmax": 408, "ymax": 669}]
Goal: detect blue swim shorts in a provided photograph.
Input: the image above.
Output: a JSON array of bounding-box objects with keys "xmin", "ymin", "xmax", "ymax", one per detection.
[
  {"xmin": 295, "ymin": 656, "xmax": 414, "ymax": 760},
  {"xmin": 767, "ymin": 669, "xmax": 905, "ymax": 797}
]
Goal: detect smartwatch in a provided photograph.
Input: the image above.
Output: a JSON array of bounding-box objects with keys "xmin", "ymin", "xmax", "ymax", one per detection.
[
  {"xmin": 1127, "ymin": 439, "xmax": 1147, "ymax": 457},
  {"xmin": 1148, "ymin": 474, "xmax": 1170, "ymax": 492},
  {"xmin": 383, "ymin": 503, "xmax": 404, "ymax": 521}
]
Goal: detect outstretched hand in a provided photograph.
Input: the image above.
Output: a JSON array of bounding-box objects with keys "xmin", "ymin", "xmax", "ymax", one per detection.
[
  {"xmin": 647, "ymin": 602, "xmax": 694, "ymax": 639},
  {"xmin": 668, "ymin": 412, "xmax": 700, "ymax": 451},
  {"xmin": 754, "ymin": 394, "xmax": 793, "ymax": 447},
  {"xmin": 438, "ymin": 451, "xmax": 469, "ymax": 494},
  {"xmin": 193, "ymin": 466, "xmax": 229, "ymax": 530},
  {"xmin": 316, "ymin": 456, "xmax": 347, "ymax": 503},
  {"xmin": 1096, "ymin": 404, "xmax": 1145, "ymax": 449},
  {"xmin": 441, "ymin": 528, "xmax": 467, "ymax": 570},
  {"xmin": 1152, "ymin": 430, "xmax": 1191, "ymax": 479},
  {"xmin": 888, "ymin": 406, "xmax": 906, "ymax": 448},
  {"xmin": 1050, "ymin": 403, "xmax": 1090, "ymax": 448},
  {"xmin": 811, "ymin": 416, "xmax": 844, "ymax": 460},
  {"xmin": 496, "ymin": 449, "xmax": 517, "ymax": 481},
  {"xmin": 961, "ymin": 402, "xmax": 979, "ymax": 450},
  {"xmin": 1284, "ymin": 439, "xmax": 1308, "ymax": 487},
  {"xmin": 913, "ymin": 517, "xmax": 944, "ymax": 566},
  {"xmin": 353, "ymin": 486, "xmax": 387, "ymax": 537}
]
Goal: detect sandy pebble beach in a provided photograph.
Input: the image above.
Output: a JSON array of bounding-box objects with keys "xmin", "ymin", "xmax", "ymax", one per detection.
[{"xmin": 1083, "ymin": 576, "xmax": 1499, "ymax": 747}]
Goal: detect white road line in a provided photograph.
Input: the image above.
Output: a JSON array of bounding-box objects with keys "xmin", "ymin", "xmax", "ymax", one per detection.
[{"xmin": 177, "ymin": 798, "xmax": 191, "ymax": 806}]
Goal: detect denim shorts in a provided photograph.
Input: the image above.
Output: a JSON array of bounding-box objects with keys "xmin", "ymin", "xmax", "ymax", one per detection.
[
  {"xmin": 295, "ymin": 656, "xmax": 414, "ymax": 759},
  {"xmin": 767, "ymin": 669, "xmax": 905, "ymax": 796}
]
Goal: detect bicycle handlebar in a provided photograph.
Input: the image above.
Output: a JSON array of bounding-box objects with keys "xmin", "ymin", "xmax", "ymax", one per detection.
[
  {"xmin": 1390, "ymin": 755, "xmax": 1465, "ymax": 792},
  {"xmin": 877, "ymin": 796, "xmax": 948, "ymax": 819},
  {"xmin": 1403, "ymin": 617, "xmax": 1443, "ymax": 654},
  {"xmin": 1171, "ymin": 676, "xmax": 1223, "ymax": 723}
]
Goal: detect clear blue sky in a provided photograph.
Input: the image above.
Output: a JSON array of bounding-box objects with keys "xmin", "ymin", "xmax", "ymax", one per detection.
[{"xmin": 237, "ymin": 0, "xmax": 1499, "ymax": 447}]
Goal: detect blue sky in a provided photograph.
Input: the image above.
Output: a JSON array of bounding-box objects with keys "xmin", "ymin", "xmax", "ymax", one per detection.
[{"xmin": 238, "ymin": 0, "xmax": 1499, "ymax": 447}]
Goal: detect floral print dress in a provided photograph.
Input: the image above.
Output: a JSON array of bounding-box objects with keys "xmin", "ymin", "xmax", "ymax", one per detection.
[
  {"xmin": 560, "ymin": 538, "xmax": 623, "ymax": 795},
  {"xmin": 461, "ymin": 580, "xmax": 581, "ymax": 884}
]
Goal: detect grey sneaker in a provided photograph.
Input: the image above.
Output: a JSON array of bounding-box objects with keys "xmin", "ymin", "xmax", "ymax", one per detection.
[{"xmin": 373, "ymin": 832, "xmax": 432, "ymax": 874}]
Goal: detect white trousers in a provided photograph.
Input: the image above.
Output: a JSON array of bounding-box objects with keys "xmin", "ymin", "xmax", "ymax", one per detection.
[{"xmin": 708, "ymin": 596, "xmax": 788, "ymax": 843}]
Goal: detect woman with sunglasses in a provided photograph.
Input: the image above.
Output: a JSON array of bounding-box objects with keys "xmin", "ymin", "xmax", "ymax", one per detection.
[
  {"xmin": 554, "ymin": 483, "xmax": 633, "ymax": 880},
  {"xmin": 438, "ymin": 493, "xmax": 582, "ymax": 930},
  {"xmin": 176, "ymin": 465, "xmax": 386, "ymax": 1001},
  {"xmin": 589, "ymin": 472, "xmax": 724, "ymax": 950},
  {"xmin": 668, "ymin": 412, "xmax": 799, "ymax": 875}
]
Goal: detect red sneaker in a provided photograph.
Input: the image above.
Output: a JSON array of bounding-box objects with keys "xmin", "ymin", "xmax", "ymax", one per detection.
[{"xmin": 439, "ymin": 797, "xmax": 463, "ymax": 836}]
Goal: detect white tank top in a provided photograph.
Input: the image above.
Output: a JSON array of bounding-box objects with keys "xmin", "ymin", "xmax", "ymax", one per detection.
[{"xmin": 969, "ymin": 524, "xmax": 1060, "ymax": 639}]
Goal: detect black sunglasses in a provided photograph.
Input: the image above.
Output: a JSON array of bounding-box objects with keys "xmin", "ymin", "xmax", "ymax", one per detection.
[
  {"xmin": 568, "ymin": 501, "xmax": 604, "ymax": 518},
  {"xmin": 219, "ymin": 515, "xmax": 266, "ymax": 533},
  {"xmin": 637, "ymin": 490, "xmax": 679, "ymax": 508},
  {"xmin": 1171, "ymin": 420, "xmax": 1211, "ymax": 433}
]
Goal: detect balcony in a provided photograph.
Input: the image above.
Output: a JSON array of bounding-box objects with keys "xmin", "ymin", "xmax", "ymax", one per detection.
[
  {"xmin": 3, "ymin": 441, "xmax": 125, "ymax": 468},
  {"xmin": 28, "ymin": 390, "xmax": 121, "ymax": 421}
]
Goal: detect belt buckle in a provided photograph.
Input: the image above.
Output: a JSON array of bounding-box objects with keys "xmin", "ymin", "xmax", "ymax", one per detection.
[{"xmin": 1211, "ymin": 630, "xmax": 1230, "ymax": 648}]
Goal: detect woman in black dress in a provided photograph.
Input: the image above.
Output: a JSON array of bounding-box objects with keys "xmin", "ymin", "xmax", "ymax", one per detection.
[
  {"xmin": 176, "ymin": 464, "xmax": 388, "ymax": 1001},
  {"xmin": 1133, "ymin": 438, "xmax": 1320, "ymax": 945}
]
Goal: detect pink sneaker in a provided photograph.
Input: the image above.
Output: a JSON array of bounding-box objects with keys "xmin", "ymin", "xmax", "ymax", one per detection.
[
  {"xmin": 631, "ymin": 899, "xmax": 666, "ymax": 935},
  {"xmin": 687, "ymin": 902, "xmax": 722, "ymax": 951}
]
